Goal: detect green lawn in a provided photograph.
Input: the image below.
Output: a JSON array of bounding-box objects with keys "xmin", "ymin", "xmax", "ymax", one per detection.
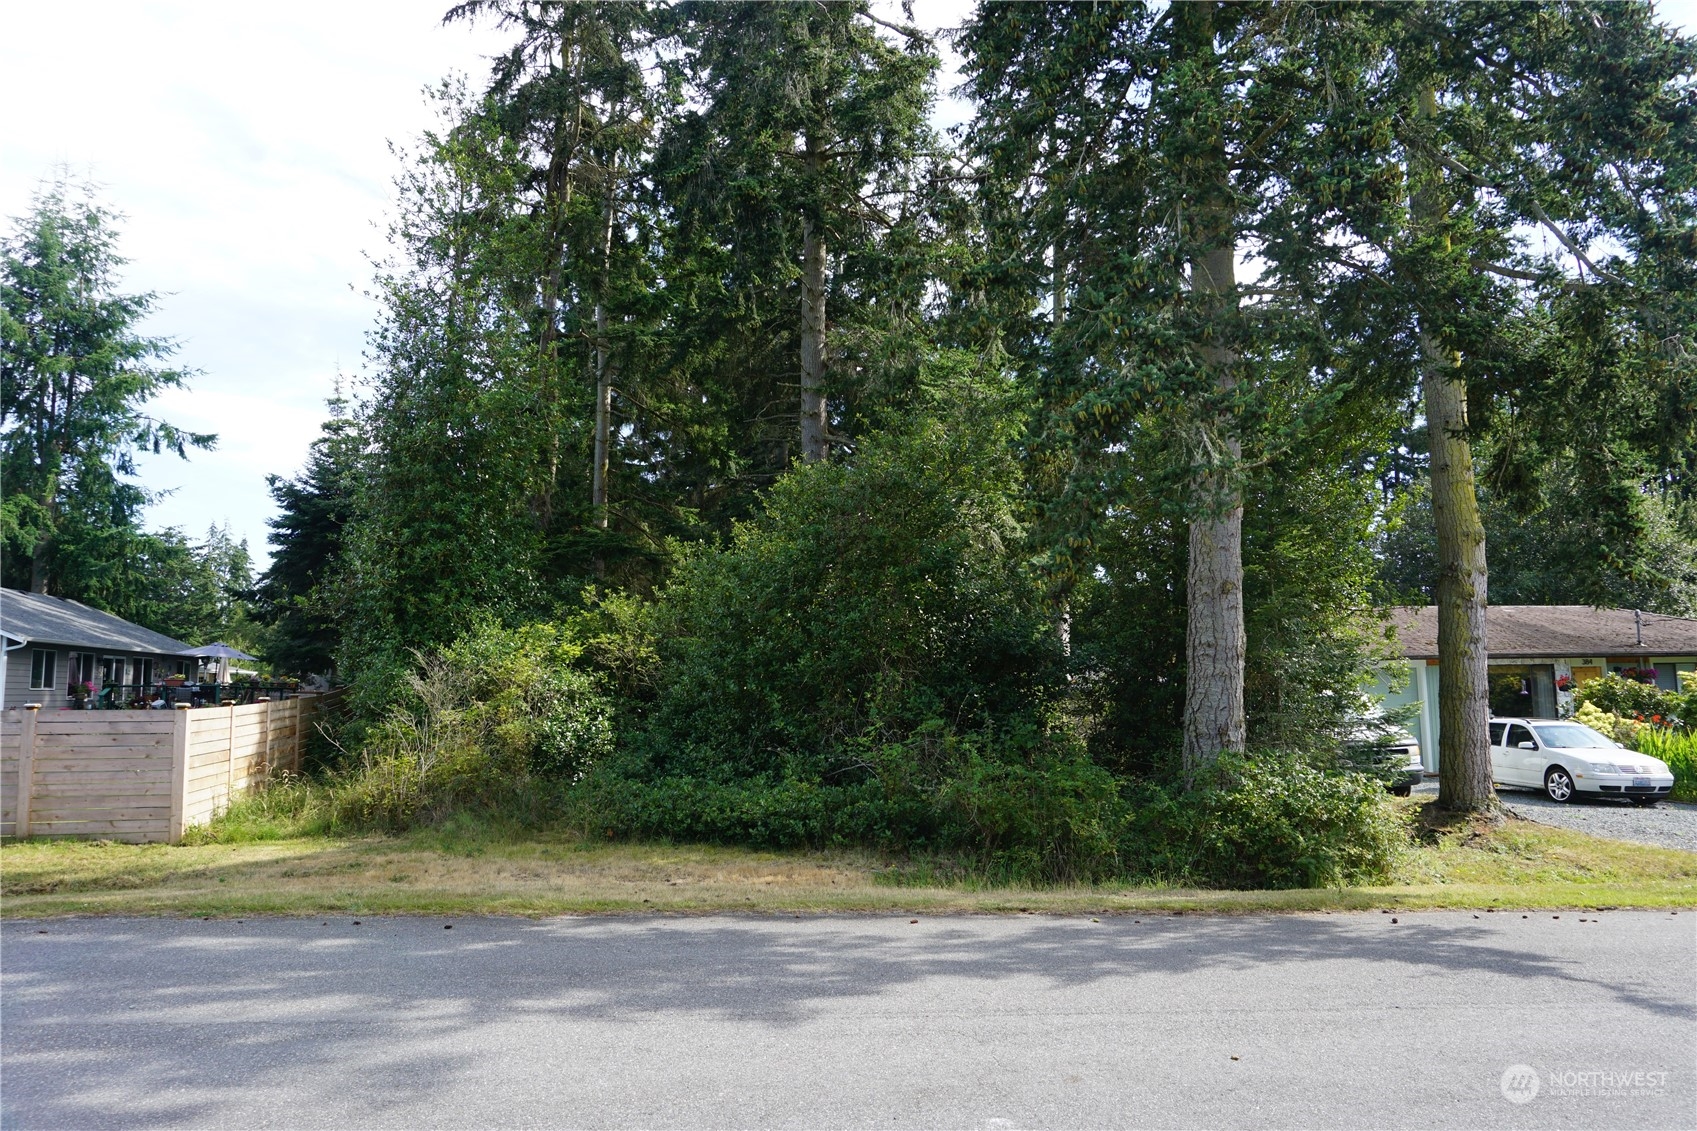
[{"xmin": 4, "ymin": 807, "xmax": 1694, "ymax": 917}]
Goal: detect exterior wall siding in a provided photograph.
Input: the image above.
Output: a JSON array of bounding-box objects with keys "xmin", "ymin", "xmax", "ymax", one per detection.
[{"xmin": 1, "ymin": 641, "xmax": 190, "ymax": 712}]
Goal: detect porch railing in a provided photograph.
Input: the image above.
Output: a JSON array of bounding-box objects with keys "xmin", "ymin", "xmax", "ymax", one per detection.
[{"xmin": 55, "ymin": 683, "xmax": 315, "ymax": 710}]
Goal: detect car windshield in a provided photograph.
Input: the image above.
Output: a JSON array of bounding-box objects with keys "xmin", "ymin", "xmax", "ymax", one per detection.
[{"xmin": 1532, "ymin": 723, "xmax": 1611, "ymax": 749}]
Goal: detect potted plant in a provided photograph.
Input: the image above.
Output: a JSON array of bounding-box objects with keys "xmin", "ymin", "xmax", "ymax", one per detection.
[{"xmin": 68, "ymin": 680, "xmax": 93, "ymax": 709}]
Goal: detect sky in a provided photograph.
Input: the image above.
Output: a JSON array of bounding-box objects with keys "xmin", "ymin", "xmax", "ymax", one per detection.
[{"xmin": 0, "ymin": 0, "xmax": 1690, "ymax": 571}]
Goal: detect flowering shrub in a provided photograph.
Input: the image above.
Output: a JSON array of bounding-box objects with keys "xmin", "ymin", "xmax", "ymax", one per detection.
[
  {"xmin": 1573, "ymin": 701, "xmax": 1643, "ymax": 746},
  {"xmin": 1575, "ymin": 673, "xmax": 1690, "ymax": 730}
]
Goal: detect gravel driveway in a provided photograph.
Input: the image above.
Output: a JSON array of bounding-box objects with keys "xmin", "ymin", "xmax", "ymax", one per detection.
[{"xmin": 1414, "ymin": 780, "xmax": 1697, "ymax": 853}]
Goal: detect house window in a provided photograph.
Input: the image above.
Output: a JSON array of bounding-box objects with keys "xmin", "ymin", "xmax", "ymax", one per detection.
[
  {"xmin": 29, "ymin": 649, "xmax": 56, "ymax": 690},
  {"xmin": 100, "ymin": 656, "xmax": 122, "ymax": 686},
  {"xmin": 139, "ymin": 659, "xmax": 154, "ymax": 687},
  {"xmin": 72, "ymin": 652, "xmax": 97, "ymax": 687}
]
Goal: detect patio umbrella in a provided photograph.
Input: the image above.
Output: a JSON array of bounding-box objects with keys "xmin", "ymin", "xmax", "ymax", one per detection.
[{"xmin": 181, "ymin": 642, "xmax": 256, "ymax": 684}]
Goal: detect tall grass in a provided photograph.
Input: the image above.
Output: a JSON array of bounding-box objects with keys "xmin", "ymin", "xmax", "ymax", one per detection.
[{"xmin": 1634, "ymin": 728, "xmax": 1697, "ymax": 803}]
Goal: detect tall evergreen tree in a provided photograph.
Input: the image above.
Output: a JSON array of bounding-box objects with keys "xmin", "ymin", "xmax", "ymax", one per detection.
[
  {"xmin": 0, "ymin": 176, "xmax": 214, "ymax": 598},
  {"xmin": 964, "ymin": 2, "xmax": 1387, "ymax": 773},
  {"xmin": 256, "ymin": 400, "xmax": 359, "ymax": 677},
  {"xmin": 659, "ymin": 0, "xmax": 938, "ymax": 464},
  {"xmin": 1316, "ymin": 0, "xmax": 1697, "ymax": 809}
]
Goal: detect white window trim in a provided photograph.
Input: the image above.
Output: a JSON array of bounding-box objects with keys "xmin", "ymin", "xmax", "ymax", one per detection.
[{"xmin": 29, "ymin": 648, "xmax": 56, "ymax": 690}]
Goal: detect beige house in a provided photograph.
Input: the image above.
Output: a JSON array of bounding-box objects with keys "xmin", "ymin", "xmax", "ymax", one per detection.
[{"xmin": 1376, "ymin": 605, "xmax": 1697, "ymax": 770}]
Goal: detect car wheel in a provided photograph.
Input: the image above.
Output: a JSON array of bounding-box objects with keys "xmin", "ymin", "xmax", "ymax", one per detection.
[
  {"xmin": 1631, "ymin": 796, "xmax": 1659, "ymax": 808},
  {"xmin": 1544, "ymin": 766, "xmax": 1576, "ymax": 803}
]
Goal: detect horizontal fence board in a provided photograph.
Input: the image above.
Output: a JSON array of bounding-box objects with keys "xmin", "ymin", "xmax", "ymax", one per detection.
[
  {"xmin": 33, "ymin": 799, "xmax": 173, "ymax": 814},
  {"xmin": 28, "ymin": 820, "xmax": 173, "ymax": 836},
  {"xmin": 29, "ymin": 811, "xmax": 172, "ymax": 825},
  {"xmin": 31, "ymin": 805, "xmax": 173, "ymax": 821},
  {"xmin": 36, "ymin": 726, "xmax": 173, "ymax": 743},
  {"xmin": 34, "ymin": 719, "xmax": 178, "ymax": 735},
  {"xmin": 30, "ymin": 743, "xmax": 177, "ymax": 760},
  {"xmin": 34, "ymin": 730, "xmax": 174, "ymax": 747},
  {"xmin": 32, "ymin": 782, "xmax": 175, "ymax": 801},
  {"xmin": 27, "ymin": 770, "xmax": 173, "ymax": 787}
]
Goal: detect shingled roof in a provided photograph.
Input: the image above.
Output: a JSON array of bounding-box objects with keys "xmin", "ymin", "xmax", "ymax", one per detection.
[
  {"xmin": 1389, "ymin": 605, "xmax": 1697, "ymax": 660},
  {"xmin": 0, "ymin": 588, "xmax": 194, "ymax": 655}
]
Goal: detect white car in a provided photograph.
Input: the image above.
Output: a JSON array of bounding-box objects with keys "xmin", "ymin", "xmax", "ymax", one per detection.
[
  {"xmin": 1386, "ymin": 730, "xmax": 1425, "ymax": 797},
  {"xmin": 1490, "ymin": 718, "xmax": 1676, "ymax": 806}
]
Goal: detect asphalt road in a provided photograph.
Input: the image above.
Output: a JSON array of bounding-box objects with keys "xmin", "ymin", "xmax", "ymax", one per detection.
[{"xmin": 3, "ymin": 913, "xmax": 1693, "ymax": 1130}]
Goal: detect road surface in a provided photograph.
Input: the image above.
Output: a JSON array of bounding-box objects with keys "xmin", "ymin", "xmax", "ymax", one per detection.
[{"xmin": 3, "ymin": 913, "xmax": 1693, "ymax": 1129}]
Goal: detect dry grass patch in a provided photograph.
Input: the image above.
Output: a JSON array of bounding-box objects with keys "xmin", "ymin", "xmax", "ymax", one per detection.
[{"xmin": 3, "ymin": 804, "xmax": 1695, "ymax": 918}]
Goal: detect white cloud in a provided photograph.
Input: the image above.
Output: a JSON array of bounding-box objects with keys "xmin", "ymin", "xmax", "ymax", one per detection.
[{"xmin": 2, "ymin": 1, "xmax": 510, "ymax": 564}]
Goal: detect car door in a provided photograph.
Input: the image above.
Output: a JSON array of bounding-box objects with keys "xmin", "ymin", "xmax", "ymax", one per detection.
[
  {"xmin": 1488, "ymin": 722, "xmax": 1509, "ymax": 784},
  {"xmin": 1504, "ymin": 723, "xmax": 1540, "ymax": 786}
]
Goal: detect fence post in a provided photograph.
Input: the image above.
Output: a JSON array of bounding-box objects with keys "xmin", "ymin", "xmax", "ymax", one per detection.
[
  {"xmin": 226, "ymin": 704, "xmax": 237, "ymax": 805},
  {"xmin": 16, "ymin": 703, "xmax": 40, "ymax": 838},
  {"xmin": 169, "ymin": 704, "xmax": 191, "ymax": 842},
  {"xmin": 260, "ymin": 698, "xmax": 273, "ymax": 781}
]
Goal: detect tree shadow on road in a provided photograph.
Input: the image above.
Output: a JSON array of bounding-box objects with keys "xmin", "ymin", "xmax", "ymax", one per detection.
[{"xmin": 3, "ymin": 913, "xmax": 1690, "ymax": 1128}]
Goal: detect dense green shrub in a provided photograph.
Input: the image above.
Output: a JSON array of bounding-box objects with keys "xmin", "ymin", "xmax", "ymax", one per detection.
[
  {"xmin": 935, "ymin": 744, "xmax": 1126, "ymax": 882},
  {"xmin": 567, "ymin": 774, "xmax": 935, "ymax": 849},
  {"xmin": 1573, "ymin": 701, "xmax": 1644, "ymax": 746},
  {"xmin": 576, "ymin": 743, "xmax": 1401, "ymax": 888},
  {"xmin": 329, "ymin": 622, "xmax": 613, "ymax": 831},
  {"xmin": 1124, "ymin": 753, "xmax": 1404, "ymax": 888},
  {"xmin": 633, "ymin": 403, "xmax": 1064, "ymax": 783}
]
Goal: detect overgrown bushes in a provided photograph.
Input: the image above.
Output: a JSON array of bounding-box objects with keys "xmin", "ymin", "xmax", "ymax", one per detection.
[
  {"xmin": 290, "ymin": 408, "xmax": 1407, "ymax": 890},
  {"xmin": 326, "ymin": 622, "xmax": 612, "ymax": 831},
  {"xmin": 564, "ymin": 748, "xmax": 1402, "ymax": 888},
  {"xmin": 1574, "ymin": 675, "xmax": 1697, "ymax": 801},
  {"xmin": 628, "ymin": 405, "xmax": 1063, "ymax": 784}
]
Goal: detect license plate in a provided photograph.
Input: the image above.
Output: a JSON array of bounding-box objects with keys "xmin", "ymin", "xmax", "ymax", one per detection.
[{"xmin": 1633, "ymin": 777, "xmax": 1650, "ymax": 788}]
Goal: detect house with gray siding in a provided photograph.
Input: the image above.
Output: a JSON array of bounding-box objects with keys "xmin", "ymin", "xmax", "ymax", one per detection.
[{"xmin": 0, "ymin": 588, "xmax": 196, "ymax": 711}]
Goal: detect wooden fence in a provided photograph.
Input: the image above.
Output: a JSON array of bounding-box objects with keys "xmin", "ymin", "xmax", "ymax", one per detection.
[{"xmin": 0, "ymin": 694, "xmax": 336, "ymax": 843}]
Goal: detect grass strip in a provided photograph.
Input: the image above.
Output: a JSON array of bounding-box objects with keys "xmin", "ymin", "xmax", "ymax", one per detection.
[{"xmin": 4, "ymin": 811, "xmax": 1694, "ymax": 918}]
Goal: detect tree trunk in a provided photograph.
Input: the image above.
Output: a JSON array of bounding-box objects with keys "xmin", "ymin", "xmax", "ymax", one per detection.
[
  {"xmin": 1177, "ymin": 2, "xmax": 1247, "ymax": 777},
  {"xmin": 798, "ymin": 137, "xmax": 829, "ymax": 463},
  {"xmin": 30, "ymin": 538, "xmax": 50, "ymax": 594},
  {"xmin": 1411, "ymin": 87, "xmax": 1495, "ymax": 813},
  {"xmin": 1181, "ymin": 242, "xmax": 1247, "ymax": 776},
  {"xmin": 591, "ymin": 182, "xmax": 616, "ymax": 580},
  {"xmin": 1421, "ymin": 338, "xmax": 1493, "ymax": 811}
]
